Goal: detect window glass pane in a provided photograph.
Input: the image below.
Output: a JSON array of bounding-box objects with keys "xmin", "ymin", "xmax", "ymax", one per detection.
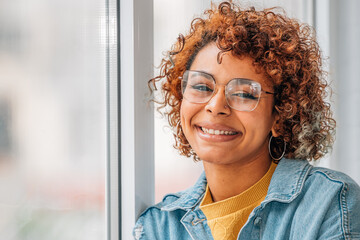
[{"xmin": 0, "ymin": 0, "xmax": 107, "ymax": 239}]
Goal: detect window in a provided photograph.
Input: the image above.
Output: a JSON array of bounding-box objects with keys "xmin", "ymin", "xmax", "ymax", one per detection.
[{"xmin": 0, "ymin": 0, "xmax": 110, "ymax": 238}]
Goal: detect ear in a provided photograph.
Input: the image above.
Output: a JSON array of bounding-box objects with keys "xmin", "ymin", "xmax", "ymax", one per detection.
[{"xmin": 271, "ymin": 113, "xmax": 280, "ymax": 137}]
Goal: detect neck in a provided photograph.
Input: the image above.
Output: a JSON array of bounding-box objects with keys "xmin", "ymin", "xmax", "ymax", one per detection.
[{"xmin": 203, "ymin": 156, "xmax": 272, "ymax": 202}]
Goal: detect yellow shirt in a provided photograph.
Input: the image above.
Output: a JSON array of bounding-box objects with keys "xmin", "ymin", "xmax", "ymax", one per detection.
[{"xmin": 200, "ymin": 162, "xmax": 277, "ymax": 240}]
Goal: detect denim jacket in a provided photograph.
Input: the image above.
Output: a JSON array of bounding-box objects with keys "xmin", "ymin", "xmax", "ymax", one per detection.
[{"xmin": 133, "ymin": 158, "xmax": 360, "ymax": 240}]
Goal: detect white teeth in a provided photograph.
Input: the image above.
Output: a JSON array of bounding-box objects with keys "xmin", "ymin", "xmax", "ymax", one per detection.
[{"xmin": 201, "ymin": 127, "xmax": 237, "ymax": 135}]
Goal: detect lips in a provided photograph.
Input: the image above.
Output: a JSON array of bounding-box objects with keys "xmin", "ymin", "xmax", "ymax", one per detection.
[
  {"xmin": 200, "ymin": 126, "xmax": 238, "ymax": 135},
  {"xmin": 195, "ymin": 123, "xmax": 242, "ymax": 142}
]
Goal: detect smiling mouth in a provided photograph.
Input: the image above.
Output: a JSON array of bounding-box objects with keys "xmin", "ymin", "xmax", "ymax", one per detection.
[{"xmin": 200, "ymin": 126, "xmax": 239, "ymax": 135}]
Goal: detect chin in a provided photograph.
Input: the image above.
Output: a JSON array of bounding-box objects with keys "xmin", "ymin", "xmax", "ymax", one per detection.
[
  {"xmin": 193, "ymin": 144, "xmax": 236, "ymax": 163},
  {"xmin": 197, "ymin": 152, "xmax": 234, "ymax": 165}
]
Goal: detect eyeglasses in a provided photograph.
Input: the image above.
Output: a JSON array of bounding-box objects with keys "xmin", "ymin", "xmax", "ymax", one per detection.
[{"xmin": 180, "ymin": 70, "xmax": 274, "ymax": 112}]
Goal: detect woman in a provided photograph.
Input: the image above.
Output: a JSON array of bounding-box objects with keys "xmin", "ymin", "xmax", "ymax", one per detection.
[{"xmin": 134, "ymin": 2, "xmax": 360, "ymax": 240}]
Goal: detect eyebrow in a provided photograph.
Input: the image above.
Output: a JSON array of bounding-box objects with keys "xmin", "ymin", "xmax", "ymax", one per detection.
[
  {"xmin": 190, "ymin": 70, "xmax": 214, "ymax": 81},
  {"xmin": 190, "ymin": 70, "xmax": 260, "ymax": 84},
  {"xmin": 188, "ymin": 70, "xmax": 269, "ymax": 91}
]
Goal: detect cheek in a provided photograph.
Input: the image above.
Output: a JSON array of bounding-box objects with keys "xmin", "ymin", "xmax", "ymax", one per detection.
[
  {"xmin": 256, "ymin": 101, "xmax": 275, "ymax": 128},
  {"xmin": 180, "ymin": 103, "xmax": 192, "ymax": 143},
  {"xmin": 179, "ymin": 103, "xmax": 186, "ymax": 125},
  {"xmin": 180, "ymin": 101, "xmax": 198, "ymax": 124},
  {"xmin": 180, "ymin": 102, "xmax": 192, "ymax": 133},
  {"xmin": 241, "ymin": 111, "xmax": 274, "ymax": 136},
  {"xmin": 180, "ymin": 101, "xmax": 202, "ymax": 138}
]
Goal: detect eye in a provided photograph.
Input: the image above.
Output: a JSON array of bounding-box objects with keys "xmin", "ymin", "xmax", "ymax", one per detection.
[
  {"xmin": 190, "ymin": 84, "xmax": 213, "ymax": 92},
  {"xmin": 232, "ymin": 92, "xmax": 258, "ymax": 100}
]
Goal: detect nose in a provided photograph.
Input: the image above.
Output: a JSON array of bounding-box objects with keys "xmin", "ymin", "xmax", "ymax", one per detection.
[{"xmin": 205, "ymin": 87, "xmax": 231, "ymax": 116}]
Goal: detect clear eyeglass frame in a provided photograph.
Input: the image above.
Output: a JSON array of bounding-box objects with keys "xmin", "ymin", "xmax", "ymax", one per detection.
[{"xmin": 180, "ymin": 70, "xmax": 274, "ymax": 112}]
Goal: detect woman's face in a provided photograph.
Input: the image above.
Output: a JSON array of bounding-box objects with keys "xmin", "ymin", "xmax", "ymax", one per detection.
[{"xmin": 180, "ymin": 43, "xmax": 277, "ymax": 166}]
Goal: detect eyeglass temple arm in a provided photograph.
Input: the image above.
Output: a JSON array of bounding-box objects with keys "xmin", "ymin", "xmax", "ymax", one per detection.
[{"xmin": 263, "ymin": 90, "xmax": 275, "ymax": 95}]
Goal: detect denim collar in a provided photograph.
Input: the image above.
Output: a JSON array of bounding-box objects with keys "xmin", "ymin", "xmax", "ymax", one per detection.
[
  {"xmin": 161, "ymin": 171, "xmax": 207, "ymax": 211},
  {"xmin": 161, "ymin": 158, "xmax": 313, "ymax": 212},
  {"xmin": 265, "ymin": 158, "xmax": 312, "ymax": 203}
]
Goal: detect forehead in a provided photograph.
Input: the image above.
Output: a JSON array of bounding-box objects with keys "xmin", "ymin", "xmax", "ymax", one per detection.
[{"xmin": 189, "ymin": 43, "xmax": 272, "ymax": 88}]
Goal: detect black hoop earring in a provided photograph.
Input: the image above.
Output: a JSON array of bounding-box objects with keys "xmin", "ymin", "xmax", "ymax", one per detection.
[{"xmin": 268, "ymin": 135, "xmax": 286, "ymax": 163}]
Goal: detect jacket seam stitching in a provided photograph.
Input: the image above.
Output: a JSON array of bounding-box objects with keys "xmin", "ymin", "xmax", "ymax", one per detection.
[
  {"xmin": 294, "ymin": 163, "xmax": 313, "ymax": 195},
  {"xmin": 341, "ymin": 182, "xmax": 350, "ymax": 239},
  {"xmin": 180, "ymin": 210, "xmax": 196, "ymax": 240}
]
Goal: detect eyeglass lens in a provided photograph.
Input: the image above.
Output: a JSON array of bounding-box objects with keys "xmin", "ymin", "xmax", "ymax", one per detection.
[{"xmin": 181, "ymin": 70, "xmax": 262, "ymax": 112}]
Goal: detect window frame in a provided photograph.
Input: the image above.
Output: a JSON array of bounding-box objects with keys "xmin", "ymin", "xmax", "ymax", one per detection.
[
  {"xmin": 107, "ymin": 0, "xmax": 121, "ymax": 239},
  {"xmin": 118, "ymin": 0, "xmax": 154, "ymax": 239}
]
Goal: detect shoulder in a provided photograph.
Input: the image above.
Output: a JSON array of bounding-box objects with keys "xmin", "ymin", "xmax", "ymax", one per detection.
[
  {"xmin": 306, "ymin": 165, "xmax": 360, "ymax": 197},
  {"xmin": 267, "ymin": 159, "xmax": 360, "ymax": 239},
  {"xmin": 137, "ymin": 192, "xmax": 184, "ymax": 221},
  {"xmin": 133, "ymin": 192, "xmax": 186, "ymax": 240},
  {"xmin": 304, "ymin": 165, "xmax": 360, "ymax": 239},
  {"xmin": 303, "ymin": 165, "xmax": 360, "ymax": 216},
  {"xmin": 135, "ymin": 191, "xmax": 185, "ymax": 222},
  {"xmin": 133, "ymin": 172, "xmax": 207, "ymax": 240},
  {"xmin": 271, "ymin": 158, "xmax": 360, "ymax": 198},
  {"xmin": 306, "ymin": 165, "xmax": 360, "ymax": 212}
]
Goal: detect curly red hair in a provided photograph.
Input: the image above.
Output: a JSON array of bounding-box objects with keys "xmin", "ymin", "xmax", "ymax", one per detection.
[{"xmin": 150, "ymin": 1, "xmax": 335, "ymax": 161}]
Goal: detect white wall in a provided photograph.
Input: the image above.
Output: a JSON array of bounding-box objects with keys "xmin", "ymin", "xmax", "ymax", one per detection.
[{"xmin": 329, "ymin": 0, "xmax": 360, "ymax": 184}]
